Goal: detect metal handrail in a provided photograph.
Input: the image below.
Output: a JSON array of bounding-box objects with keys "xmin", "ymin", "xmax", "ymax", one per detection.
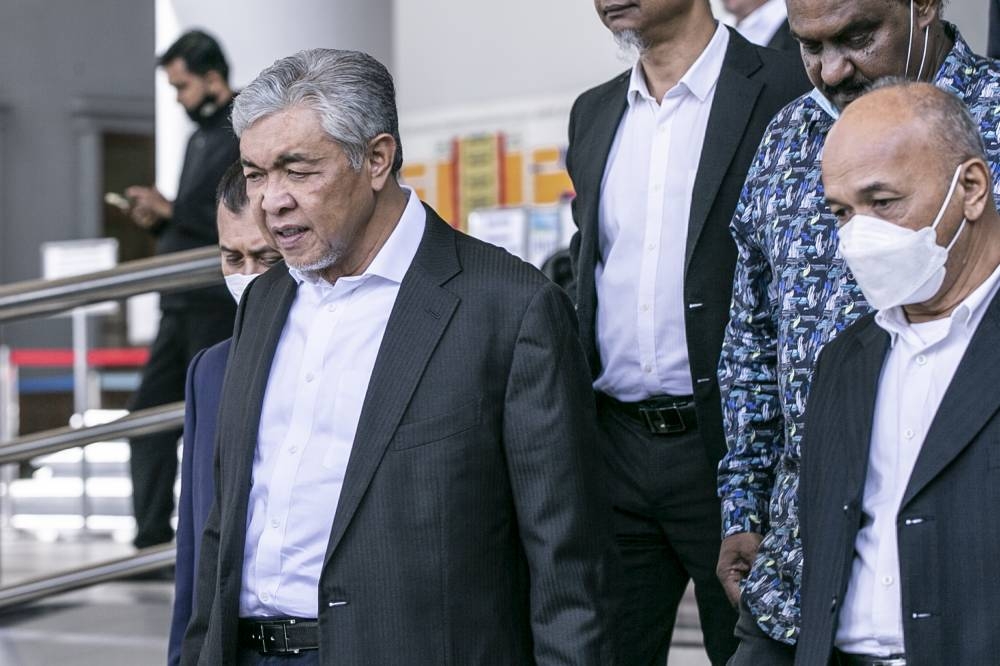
[
  {"xmin": 0, "ymin": 245, "xmax": 222, "ymax": 323},
  {"xmin": 0, "ymin": 402, "xmax": 184, "ymax": 465},
  {"xmin": 0, "ymin": 544, "xmax": 175, "ymax": 609}
]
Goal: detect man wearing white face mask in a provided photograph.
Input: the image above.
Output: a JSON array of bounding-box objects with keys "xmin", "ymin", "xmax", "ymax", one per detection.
[
  {"xmin": 797, "ymin": 81, "xmax": 1000, "ymax": 665},
  {"xmin": 716, "ymin": 0, "xmax": 1000, "ymax": 661},
  {"xmin": 168, "ymin": 162, "xmax": 280, "ymax": 666}
]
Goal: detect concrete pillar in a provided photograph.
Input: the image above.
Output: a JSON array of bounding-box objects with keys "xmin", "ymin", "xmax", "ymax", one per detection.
[{"xmin": 154, "ymin": 0, "xmax": 393, "ymax": 197}]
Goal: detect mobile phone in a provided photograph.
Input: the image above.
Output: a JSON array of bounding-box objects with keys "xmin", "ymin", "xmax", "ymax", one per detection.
[{"xmin": 104, "ymin": 192, "xmax": 131, "ymax": 212}]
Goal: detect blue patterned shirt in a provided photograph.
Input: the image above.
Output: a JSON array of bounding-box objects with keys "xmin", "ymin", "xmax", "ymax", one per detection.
[{"xmin": 717, "ymin": 26, "xmax": 1000, "ymax": 644}]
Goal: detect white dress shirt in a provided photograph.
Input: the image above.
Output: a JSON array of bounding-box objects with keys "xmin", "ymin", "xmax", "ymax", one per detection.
[
  {"xmin": 239, "ymin": 188, "xmax": 425, "ymax": 619},
  {"xmin": 735, "ymin": 0, "xmax": 788, "ymax": 47},
  {"xmin": 836, "ymin": 263, "xmax": 1000, "ymax": 655},
  {"xmin": 593, "ymin": 22, "xmax": 729, "ymax": 401}
]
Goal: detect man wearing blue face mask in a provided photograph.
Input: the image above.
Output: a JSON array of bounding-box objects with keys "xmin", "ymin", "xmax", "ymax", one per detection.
[
  {"xmin": 168, "ymin": 162, "xmax": 281, "ymax": 666},
  {"xmin": 715, "ymin": 0, "xmax": 1000, "ymax": 662},
  {"xmin": 798, "ymin": 80, "xmax": 1000, "ymax": 666}
]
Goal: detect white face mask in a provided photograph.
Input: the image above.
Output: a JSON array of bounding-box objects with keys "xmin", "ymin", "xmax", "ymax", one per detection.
[
  {"xmin": 224, "ymin": 272, "xmax": 261, "ymax": 305},
  {"xmin": 837, "ymin": 165, "xmax": 966, "ymax": 311}
]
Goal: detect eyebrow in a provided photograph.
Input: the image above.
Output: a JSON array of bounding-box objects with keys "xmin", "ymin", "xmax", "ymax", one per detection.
[
  {"xmin": 240, "ymin": 153, "xmax": 321, "ymax": 170},
  {"xmin": 790, "ymin": 18, "xmax": 879, "ymax": 43},
  {"xmin": 858, "ymin": 182, "xmax": 900, "ymax": 196}
]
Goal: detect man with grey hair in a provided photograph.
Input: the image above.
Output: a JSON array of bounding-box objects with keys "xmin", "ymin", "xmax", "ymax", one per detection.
[
  {"xmin": 180, "ymin": 49, "xmax": 614, "ymax": 665},
  {"xmin": 798, "ymin": 80, "xmax": 1000, "ymax": 664}
]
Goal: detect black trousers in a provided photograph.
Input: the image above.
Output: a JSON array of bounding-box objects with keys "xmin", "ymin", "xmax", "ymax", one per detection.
[
  {"xmin": 728, "ymin": 596, "xmax": 796, "ymax": 665},
  {"xmin": 597, "ymin": 399, "xmax": 738, "ymax": 666},
  {"xmin": 129, "ymin": 306, "xmax": 234, "ymax": 548}
]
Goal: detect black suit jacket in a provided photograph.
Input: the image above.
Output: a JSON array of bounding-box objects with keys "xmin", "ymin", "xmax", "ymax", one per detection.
[
  {"xmin": 798, "ymin": 292, "xmax": 1000, "ymax": 665},
  {"xmin": 565, "ymin": 27, "xmax": 809, "ymax": 464},
  {"xmin": 767, "ymin": 20, "xmax": 799, "ymax": 53},
  {"xmin": 181, "ymin": 206, "xmax": 615, "ymax": 665}
]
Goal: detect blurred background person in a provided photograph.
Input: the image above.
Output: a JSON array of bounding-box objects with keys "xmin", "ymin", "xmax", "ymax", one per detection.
[
  {"xmin": 126, "ymin": 29, "xmax": 239, "ymax": 551},
  {"xmin": 724, "ymin": 0, "xmax": 796, "ymax": 51}
]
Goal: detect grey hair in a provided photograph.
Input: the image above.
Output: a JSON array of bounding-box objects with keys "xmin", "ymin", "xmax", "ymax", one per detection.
[
  {"xmin": 232, "ymin": 49, "xmax": 403, "ymax": 175},
  {"xmin": 866, "ymin": 77, "xmax": 986, "ymax": 169}
]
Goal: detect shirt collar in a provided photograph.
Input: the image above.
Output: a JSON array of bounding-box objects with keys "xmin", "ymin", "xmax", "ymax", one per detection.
[
  {"xmin": 736, "ymin": 0, "xmax": 787, "ymax": 43},
  {"xmin": 288, "ymin": 186, "xmax": 426, "ymax": 287},
  {"xmin": 626, "ymin": 22, "xmax": 730, "ymax": 106},
  {"xmin": 875, "ymin": 260, "xmax": 1000, "ymax": 346}
]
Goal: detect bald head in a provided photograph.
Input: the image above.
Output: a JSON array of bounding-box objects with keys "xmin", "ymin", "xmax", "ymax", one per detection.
[{"xmin": 835, "ymin": 81, "xmax": 984, "ymax": 173}]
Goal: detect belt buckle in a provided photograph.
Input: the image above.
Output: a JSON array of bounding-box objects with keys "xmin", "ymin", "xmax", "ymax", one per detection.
[
  {"xmin": 639, "ymin": 404, "xmax": 686, "ymax": 435},
  {"xmin": 258, "ymin": 619, "xmax": 299, "ymax": 656}
]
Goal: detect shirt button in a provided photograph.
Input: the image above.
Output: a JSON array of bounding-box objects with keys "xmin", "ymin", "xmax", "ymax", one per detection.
[
  {"xmin": 271, "ymin": 518, "xmax": 280, "ymax": 528},
  {"xmin": 646, "ymin": 243, "xmax": 656, "ymax": 251},
  {"xmin": 882, "ymin": 575, "xmax": 894, "ymax": 586},
  {"xmin": 641, "ymin": 304, "xmax": 650, "ymax": 312},
  {"xmin": 643, "ymin": 364, "xmax": 653, "ymax": 374},
  {"xmin": 904, "ymin": 429, "xmax": 915, "ymax": 440},
  {"xmin": 289, "ymin": 445, "xmax": 298, "ymax": 454},
  {"xmin": 915, "ymin": 355, "xmax": 927, "ymax": 366},
  {"xmin": 261, "ymin": 592, "xmax": 271, "ymax": 602},
  {"xmin": 327, "ymin": 303, "xmax": 337, "ymax": 313},
  {"xmin": 305, "ymin": 372, "xmax": 315, "ymax": 383}
]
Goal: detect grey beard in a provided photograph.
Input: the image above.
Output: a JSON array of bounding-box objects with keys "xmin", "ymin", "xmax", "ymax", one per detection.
[
  {"xmin": 613, "ymin": 28, "xmax": 648, "ymax": 58},
  {"xmin": 288, "ymin": 247, "xmax": 342, "ymax": 277}
]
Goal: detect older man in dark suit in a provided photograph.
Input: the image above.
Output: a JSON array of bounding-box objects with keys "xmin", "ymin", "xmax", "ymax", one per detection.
[
  {"xmin": 799, "ymin": 81, "xmax": 1000, "ymax": 665},
  {"xmin": 181, "ymin": 49, "xmax": 614, "ymax": 666}
]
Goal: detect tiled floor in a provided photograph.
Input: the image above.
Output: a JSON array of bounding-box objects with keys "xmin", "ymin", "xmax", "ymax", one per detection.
[{"xmin": 0, "ymin": 531, "xmax": 711, "ymax": 665}]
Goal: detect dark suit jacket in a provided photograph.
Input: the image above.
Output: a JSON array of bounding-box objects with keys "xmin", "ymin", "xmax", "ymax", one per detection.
[
  {"xmin": 798, "ymin": 292, "xmax": 1000, "ymax": 665},
  {"xmin": 181, "ymin": 206, "xmax": 615, "ymax": 665},
  {"xmin": 565, "ymin": 27, "xmax": 809, "ymax": 464},
  {"xmin": 168, "ymin": 339, "xmax": 230, "ymax": 666},
  {"xmin": 767, "ymin": 20, "xmax": 799, "ymax": 53}
]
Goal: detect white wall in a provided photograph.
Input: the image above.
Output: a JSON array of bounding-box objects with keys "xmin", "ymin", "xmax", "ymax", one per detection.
[
  {"xmin": 948, "ymin": 0, "xmax": 988, "ymax": 54},
  {"xmin": 154, "ymin": 0, "xmax": 393, "ymax": 197}
]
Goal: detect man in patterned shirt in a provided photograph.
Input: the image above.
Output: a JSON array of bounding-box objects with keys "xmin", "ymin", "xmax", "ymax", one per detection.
[{"xmin": 715, "ymin": 0, "xmax": 1000, "ymax": 662}]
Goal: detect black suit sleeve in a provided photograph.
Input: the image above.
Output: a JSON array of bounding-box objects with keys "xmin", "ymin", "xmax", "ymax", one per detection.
[
  {"xmin": 502, "ymin": 280, "xmax": 614, "ymax": 665},
  {"xmin": 168, "ymin": 349, "xmax": 208, "ymax": 666}
]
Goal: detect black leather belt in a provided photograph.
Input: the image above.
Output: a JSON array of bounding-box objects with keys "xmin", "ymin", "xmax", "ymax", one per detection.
[
  {"xmin": 238, "ymin": 617, "xmax": 319, "ymax": 655},
  {"xmin": 834, "ymin": 650, "xmax": 906, "ymax": 666},
  {"xmin": 599, "ymin": 393, "xmax": 698, "ymax": 435}
]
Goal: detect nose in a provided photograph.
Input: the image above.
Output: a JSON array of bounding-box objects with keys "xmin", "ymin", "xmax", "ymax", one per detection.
[
  {"xmin": 820, "ymin": 48, "xmax": 854, "ymax": 88},
  {"xmin": 260, "ymin": 179, "xmax": 295, "ymax": 216}
]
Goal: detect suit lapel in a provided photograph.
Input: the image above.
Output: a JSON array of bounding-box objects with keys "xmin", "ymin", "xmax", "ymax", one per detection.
[
  {"xmin": 218, "ymin": 269, "xmax": 296, "ymax": 609},
  {"xmin": 902, "ymin": 292, "xmax": 1000, "ymax": 507},
  {"xmin": 841, "ymin": 321, "xmax": 892, "ymax": 495},
  {"xmin": 572, "ymin": 73, "xmax": 628, "ymax": 376},
  {"xmin": 685, "ymin": 29, "xmax": 763, "ymax": 270},
  {"xmin": 323, "ymin": 210, "xmax": 461, "ymax": 564},
  {"xmin": 574, "ymin": 74, "xmax": 628, "ymax": 245}
]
